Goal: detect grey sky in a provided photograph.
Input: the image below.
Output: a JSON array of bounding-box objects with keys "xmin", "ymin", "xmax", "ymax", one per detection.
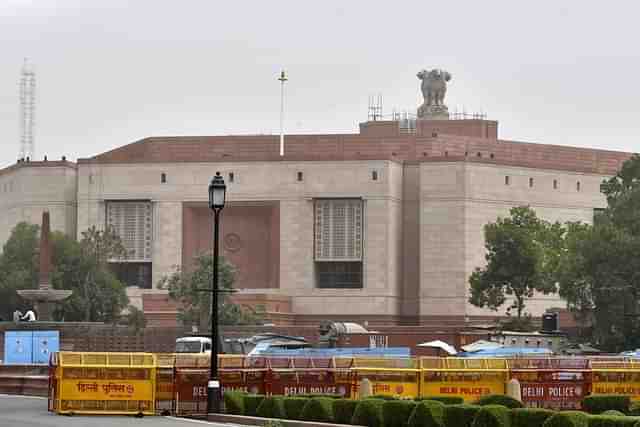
[{"xmin": 1, "ymin": 0, "xmax": 639, "ymax": 169}]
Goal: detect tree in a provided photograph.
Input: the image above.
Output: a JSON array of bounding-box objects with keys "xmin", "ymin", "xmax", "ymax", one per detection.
[
  {"xmin": 469, "ymin": 206, "xmax": 562, "ymax": 322},
  {"xmin": 158, "ymin": 252, "xmax": 263, "ymax": 329},
  {"xmin": 52, "ymin": 226, "xmax": 129, "ymax": 322},
  {"xmin": 558, "ymin": 154, "xmax": 640, "ymax": 351},
  {"xmin": 0, "ymin": 222, "xmax": 39, "ymax": 319}
]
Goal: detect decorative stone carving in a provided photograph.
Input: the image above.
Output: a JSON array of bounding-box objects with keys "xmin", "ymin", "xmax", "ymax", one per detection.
[
  {"xmin": 223, "ymin": 233, "xmax": 242, "ymax": 252},
  {"xmin": 417, "ymin": 69, "xmax": 452, "ymax": 120}
]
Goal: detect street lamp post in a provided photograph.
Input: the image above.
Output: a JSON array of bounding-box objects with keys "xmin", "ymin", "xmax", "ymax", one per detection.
[{"xmin": 207, "ymin": 171, "xmax": 226, "ymax": 414}]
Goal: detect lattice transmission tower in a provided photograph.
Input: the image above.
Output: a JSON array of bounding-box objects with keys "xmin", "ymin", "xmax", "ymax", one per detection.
[{"xmin": 19, "ymin": 58, "xmax": 36, "ymax": 160}]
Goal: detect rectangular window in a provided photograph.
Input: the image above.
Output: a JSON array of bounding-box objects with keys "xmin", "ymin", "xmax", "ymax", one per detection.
[
  {"xmin": 316, "ymin": 261, "xmax": 363, "ymax": 289},
  {"xmin": 505, "ymin": 176, "xmax": 510, "ymax": 185},
  {"xmin": 106, "ymin": 201, "xmax": 153, "ymax": 261},
  {"xmin": 314, "ymin": 199, "xmax": 363, "ymax": 261},
  {"xmin": 529, "ymin": 177, "xmax": 534, "ymax": 188},
  {"xmin": 297, "ymin": 171, "xmax": 303, "ymax": 181},
  {"xmin": 111, "ymin": 262, "xmax": 152, "ymax": 288},
  {"xmin": 553, "ymin": 179, "xmax": 558, "ymax": 189}
]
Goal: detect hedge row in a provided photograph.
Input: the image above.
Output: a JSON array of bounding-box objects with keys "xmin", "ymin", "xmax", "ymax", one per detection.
[{"xmin": 224, "ymin": 393, "xmax": 640, "ymax": 427}]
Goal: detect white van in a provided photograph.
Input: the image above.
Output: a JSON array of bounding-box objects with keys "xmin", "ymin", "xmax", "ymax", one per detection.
[{"xmin": 175, "ymin": 336, "xmax": 212, "ymax": 354}]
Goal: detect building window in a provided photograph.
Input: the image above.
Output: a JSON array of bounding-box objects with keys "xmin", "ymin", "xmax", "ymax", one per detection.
[
  {"xmin": 111, "ymin": 262, "xmax": 152, "ymax": 289},
  {"xmin": 553, "ymin": 179, "xmax": 558, "ymax": 189},
  {"xmin": 106, "ymin": 201, "xmax": 153, "ymax": 261},
  {"xmin": 477, "ymin": 152, "xmax": 482, "ymax": 158},
  {"xmin": 297, "ymin": 171, "xmax": 303, "ymax": 181},
  {"xmin": 229, "ymin": 172, "xmax": 234, "ymax": 183},
  {"xmin": 490, "ymin": 153, "xmax": 495, "ymax": 159},
  {"xmin": 444, "ymin": 151, "xmax": 448, "ymax": 157},
  {"xmin": 577, "ymin": 181, "xmax": 581, "ymax": 192},
  {"xmin": 505, "ymin": 176, "xmax": 510, "ymax": 185},
  {"xmin": 529, "ymin": 177, "xmax": 534, "ymax": 188},
  {"xmin": 372, "ymin": 170, "xmax": 378, "ymax": 181},
  {"xmin": 161, "ymin": 173, "xmax": 167, "ymax": 183},
  {"xmin": 316, "ymin": 262, "xmax": 363, "ymax": 289}
]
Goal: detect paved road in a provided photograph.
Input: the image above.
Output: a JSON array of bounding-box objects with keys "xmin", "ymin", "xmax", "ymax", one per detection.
[{"xmin": 0, "ymin": 394, "xmax": 231, "ymax": 427}]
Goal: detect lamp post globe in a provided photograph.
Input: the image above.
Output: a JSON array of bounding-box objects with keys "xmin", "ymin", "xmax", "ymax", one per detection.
[
  {"xmin": 209, "ymin": 172, "xmax": 226, "ymax": 210},
  {"xmin": 207, "ymin": 171, "xmax": 225, "ymax": 415}
]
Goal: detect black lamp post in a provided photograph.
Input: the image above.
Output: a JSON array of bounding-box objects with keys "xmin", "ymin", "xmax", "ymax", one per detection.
[{"xmin": 207, "ymin": 171, "xmax": 226, "ymax": 414}]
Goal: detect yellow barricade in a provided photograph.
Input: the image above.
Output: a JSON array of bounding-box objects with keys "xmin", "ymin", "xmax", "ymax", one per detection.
[
  {"xmin": 351, "ymin": 358, "xmax": 420, "ymax": 399},
  {"xmin": 155, "ymin": 353, "xmax": 176, "ymax": 415},
  {"xmin": 420, "ymin": 358, "xmax": 508, "ymax": 402},
  {"xmin": 592, "ymin": 360, "xmax": 640, "ymax": 401},
  {"xmin": 50, "ymin": 352, "xmax": 156, "ymax": 416}
]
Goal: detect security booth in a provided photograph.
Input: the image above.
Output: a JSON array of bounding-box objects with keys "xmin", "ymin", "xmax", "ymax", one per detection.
[
  {"xmin": 48, "ymin": 352, "xmax": 156, "ymax": 416},
  {"xmin": 266, "ymin": 357, "xmax": 347, "ymax": 396},
  {"xmin": 155, "ymin": 353, "xmax": 176, "ymax": 415},
  {"xmin": 420, "ymin": 358, "xmax": 508, "ymax": 402},
  {"xmin": 591, "ymin": 359, "xmax": 640, "ymax": 401},
  {"xmin": 351, "ymin": 357, "xmax": 420, "ymax": 399},
  {"xmin": 508, "ymin": 358, "xmax": 590, "ymax": 409}
]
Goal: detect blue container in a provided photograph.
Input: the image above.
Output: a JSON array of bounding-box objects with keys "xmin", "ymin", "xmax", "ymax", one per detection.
[
  {"xmin": 3, "ymin": 330, "xmax": 60, "ymax": 364},
  {"xmin": 4, "ymin": 331, "xmax": 34, "ymax": 364},
  {"xmin": 32, "ymin": 331, "xmax": 59, "ymax": 364}
]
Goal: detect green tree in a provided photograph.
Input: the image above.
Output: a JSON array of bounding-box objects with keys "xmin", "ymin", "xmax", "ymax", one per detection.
[
  {"xmin": 0, "ymin": 222, "xmax": 39, "ymax": 319},
  {"xmin": 469, "ymin": 206, "xmax": 562, "ymax": 322},
  {"xmin": 558, "ymin": 154, "xmax": 640, "ymax": 351},
  {"xmin": 52, "ymin": 226, "xmax": 129, "ymax": 322},
  {"xmin": 158, "ymin": 252, "xmax": 263, "ymax": 329}
]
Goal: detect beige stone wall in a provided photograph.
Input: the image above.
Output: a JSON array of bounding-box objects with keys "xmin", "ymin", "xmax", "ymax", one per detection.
[
  {"xmin": 420, "ymin": 161, "xmax": 609, "ymax": 319},
  {"xmin": 76, "ymin": 160, "xmax": 405, "ymax": 317},
  {"xmin": 0, "ymin": 164, "xmax": 77, "ymax": 251}
]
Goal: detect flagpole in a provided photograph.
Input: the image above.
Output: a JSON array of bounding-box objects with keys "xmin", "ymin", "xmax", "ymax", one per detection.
[{"xmin": 278, "ymin": 70, "xmax": 287, "ymax": 156}]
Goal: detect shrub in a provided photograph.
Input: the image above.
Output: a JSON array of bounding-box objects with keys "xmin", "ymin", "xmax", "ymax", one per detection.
[
  {"xmin": 443, "ymin": 404, "xmax": 482, "ymax": 427},
  {"xmin": 256, "ymin": 396, "xmax": 286, "ymax": 419},
  {"xmin": 408, "ymin": 400, "xmax": 446, "ymax": 427},
  {"xmin": 542, "ymin": 411, "xmax": 590, "ymax": 427},
  {"xmin": 419, "ymin": 396, "xmax": 465, "ymax": 405},
  {"xmin": 244, "ymin": 394, "xmax": 265, "ymax": 417},
  {"xmin": 476, "ymin": 395, "xmax": 524, "ymax": 409},
  {"xmin": 630, "ymin": 402, "xmax": 640, "ymax": 416},
  {"xmin": 352, "ymin": 399, "xmax": 386, "ymax": 427},
  {"xmin": 334, "ymin": 399, "xmax": 360, "ymax": 425},
  {"xmin": 601, "ymin": 411, "xmax": 626, "ymax": 417},
  {"xmin": 588, "ymin": 415, "xmax": 640, "ymax": 427},
  {"xmin": 511, "ymin": 408, "xmax": 555, "ymax": 427},
  {"xmin": 298, "ymin": 394, "xmax": 341, "ymax": 399},
  {"xmin": 373, "ymin": 394, "xmax": 400, "ymax": 400},
  {"xmin": 300, "ymin": 397, "xmax": 334, "ymax": 423},
  {"xmin": 223, "ymin": 391, "xmax": 245, "ymax": 415},
  {"xmin": 471, "ymin": 405, "xmax": 511, "ymax": 427},
  {"xmin": 582, "ymin": 396, "xmax": 631, "ymax": 415},
  {"xmin": 283, "ymin": 397, "xmax": 309, "ymax": 420},
  {"xmin": 383, "ymin": 400, "xmax": 418, "ymax": 427}
]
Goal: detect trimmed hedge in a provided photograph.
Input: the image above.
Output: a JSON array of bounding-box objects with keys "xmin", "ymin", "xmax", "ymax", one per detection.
[
  {"xmin": 583, "ymin": 396, "xmax": 631, "ymax": 415},
  {"xmin": 630, "ymin": 402, "xmax": 640, "ymax": 416},
  {"xmin": 352, "ymin": 399, "xmax": 386, "ymax": 427},
  {"xmin": 300, "ymin": 397, "xmax": 335, "ymax": 423},
  {"xmin": 443, "ymin": 404, "xmax": 481, "ymax": 427},
  {"xmin": 223, "ymin": 391, "xmax": 245, "ymax": 415},
  {"xmin": 408, "ymin": 400, "xmax": 446, "ymax": 427},
  {"xmin": 601, "ymin": 411, "xmax": 627, "ymax": 417},
  {"xmin": 383, "ymin": 400, "xmax": 417, "ymax": 427},
  {"xmin": 542, "ymin": 411, "xmax": 590, "ymax": 427},
  {"xmin": 243, "ymin": 394, "xmax": 265, "ymax": 417},
  {"xmin": 256, "ymin": 396, "xmax": 286, "ymax": 419},
  {"xmin": 476, "ymin": 395, "xmax": 524, "ymax": 409},
  {"xmin": 588, "ymin": 415, "xmax": 640, "ymax": 427},
  {"xmin": 419, "ymin": 396, "xmax": 465, "ymax": 405},
  {"xmin": 334, "ymin": 399, "xmax": 360, "ymax": 425},
  {"xmin": 471, "ymin": 405, "xmax": 511, "ymax": 427},
  {"xmin": 283, "ymin": 397, "xmax": 309, "ymax": 420},
  {"xmin": 511, "ymin": 408, "xmax": 555, "ymax": 427},
  {"xmin": 372, "ymin": 394, "xmax": 400, "ymax": 400},
  {"xmin": 298, "ymin": 394, "xmax": 341, "ymax": 399}
]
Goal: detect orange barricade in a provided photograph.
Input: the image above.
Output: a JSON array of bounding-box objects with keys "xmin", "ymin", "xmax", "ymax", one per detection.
[
  {"xmin": 220, "ymin": 355, "xmax": 268, "ymax": 394},
  {"xmin": 508, "ymin": 358, "xmax": 591, "ymax": 410},
  {"xmin": 266, "ymin": 357, "xmax": 351, "ymax": 397},
  {"xmin": 155, "ymin": 353, "xmax": 176, "ymax": 415}
]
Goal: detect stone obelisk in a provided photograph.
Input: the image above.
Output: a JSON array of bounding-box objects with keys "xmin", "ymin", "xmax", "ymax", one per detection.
[{"xmin": 17, "ymin": 211, "xmax": 72, "ymax": 321}]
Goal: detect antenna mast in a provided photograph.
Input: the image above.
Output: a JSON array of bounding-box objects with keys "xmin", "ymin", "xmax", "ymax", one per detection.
[
  {"xmin": 278, "ymin": 69, "xmax": 288, "ymax": 156},
  {"xmin": 19, "ymin": 58, "xmax": 36, "ymax": 160}
]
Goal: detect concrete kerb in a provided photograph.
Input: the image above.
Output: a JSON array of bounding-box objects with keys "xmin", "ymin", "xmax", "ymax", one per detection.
[{"xmin": 206, "ymin": 413, "xmax": 365, "ymax": 427}]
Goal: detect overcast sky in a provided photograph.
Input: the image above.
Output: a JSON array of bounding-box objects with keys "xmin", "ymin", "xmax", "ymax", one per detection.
[{"xmin": 1, "ymin": 0, "xmax": 639, "ymax": 169}]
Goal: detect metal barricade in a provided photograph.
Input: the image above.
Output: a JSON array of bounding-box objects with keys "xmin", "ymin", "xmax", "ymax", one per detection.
[
  {"xmin": 266, "ymin": 357, "xmax": 348, "ymax": 397},
  {"xmin": 49, "ymin": 352, "xmax": 156, "ymax": 416},
  {"xmin": 155, "ymin": 353, "xmax": 176, "ymax": 415},
  {"xmin": 420, "ymin": 357, "xmax": 508, "ymax": 402},
  {"xmin": 351, "ymin": 357, "xmax": 420, "ymax": 399},
  {"xmin": 591, "ymin": 359, "xmax": 640, "ymax": 401},
  {"xmin": 508, "ymin": 358, "xmax": 590, "ymax": 410}
]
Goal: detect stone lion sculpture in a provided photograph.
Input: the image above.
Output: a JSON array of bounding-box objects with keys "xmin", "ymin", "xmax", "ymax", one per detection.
[{"xmin": 417, "ymin": 69, "xmax": 452, "ymax": 107}]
